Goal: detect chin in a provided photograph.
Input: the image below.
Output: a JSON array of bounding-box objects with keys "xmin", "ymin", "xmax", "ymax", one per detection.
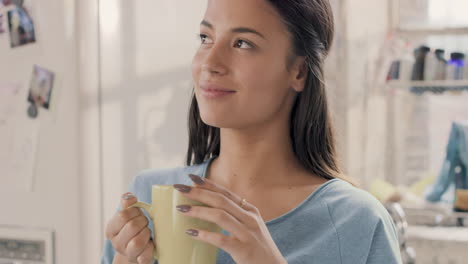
[
  {"xmin": 195, "ymin": 94, "xmax": 232, "ymax": 128},
  {"xmin": 199, "ymin": 109, "xmax": 231, "ymax": 128}
]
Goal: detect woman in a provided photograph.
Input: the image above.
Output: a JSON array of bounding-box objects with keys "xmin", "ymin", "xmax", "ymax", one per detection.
[{"xmin": 102, "ymin": 0, "xmax": 402, "ymax": 263}]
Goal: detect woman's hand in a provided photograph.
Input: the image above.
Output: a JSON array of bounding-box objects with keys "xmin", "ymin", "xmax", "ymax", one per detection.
[
  {"xmin": 105, "ymin": 193, "xmax": 155, "ymax": 264},
  {"xmin": 173, "ymin": 174, "xmax": 287, "ymax": 264}
]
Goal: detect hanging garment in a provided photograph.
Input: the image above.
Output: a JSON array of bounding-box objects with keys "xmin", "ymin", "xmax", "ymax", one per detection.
[{"xmin": 425, "ymin": 120, "xmax": 468, "ymax": 207}]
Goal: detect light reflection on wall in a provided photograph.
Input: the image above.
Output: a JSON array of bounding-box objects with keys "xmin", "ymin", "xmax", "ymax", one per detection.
[
  {"xmin": 100, "ymin": 0, "xmax": 120, "ymax": 36},
  {"xmin": 428, "ymin": 0, "xmax": 468, "ymax": 27},
  {"xmin": 134, "ymin": 0, "xmax": 206, "ymax": 77},
  {"xmin": 100, "ymin": 0, "xmax": 122, "ymax": 89}
]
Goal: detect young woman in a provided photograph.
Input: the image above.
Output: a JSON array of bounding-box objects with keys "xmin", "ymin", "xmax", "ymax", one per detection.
[{"xmin": 102, "ymin": 0, "xmax": 402, "ymax": 263}]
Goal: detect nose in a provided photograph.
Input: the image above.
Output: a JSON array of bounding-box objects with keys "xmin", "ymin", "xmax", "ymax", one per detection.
[{"xmin": 201, "ymin": 43, "xmax": 228, "ymax": 76}]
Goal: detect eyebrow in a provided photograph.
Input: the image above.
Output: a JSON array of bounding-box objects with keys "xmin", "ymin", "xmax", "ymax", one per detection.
[{"xmin": 200, "ymin": 20, "xmax": 266, "ymax": 40}]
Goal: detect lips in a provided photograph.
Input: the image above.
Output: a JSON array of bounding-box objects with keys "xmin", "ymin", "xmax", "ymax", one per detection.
[
  {"xmin": 200, "ymin": 83, "xmax": 236, "ymax": 93},
  {"xmin": 199, "ymin": 83, "xmax": 236, "ymax": 99}
]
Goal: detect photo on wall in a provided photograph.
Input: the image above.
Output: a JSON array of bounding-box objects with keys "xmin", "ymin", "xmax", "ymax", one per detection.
[
  {"xmin": 27, "ymin": 65, "xmax": 55, "ymax": 111},
  {"xmin": 7, "ymin": 5, "xmax": 35, "ymax": 48},
  {"xmin": 1, "ymin": 0, "xmax": 25, "ymax": 6},
  {"xmin": 0, "ymin": 13, "xmax": 5, "ymax": 34}
]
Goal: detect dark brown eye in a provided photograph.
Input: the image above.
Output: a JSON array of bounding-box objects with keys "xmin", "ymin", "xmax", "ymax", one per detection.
[
  {"xmin": 234, "ymin": 39, "xmax": 253, "ymax": 49},
  {"xmin": 197, "ymin": 33, "xmax": 213, "ymax": 45}
]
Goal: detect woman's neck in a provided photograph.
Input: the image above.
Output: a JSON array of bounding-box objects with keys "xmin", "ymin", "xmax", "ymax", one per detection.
[{"xmin": 206, "ymin": 124, "xmax": 311, "ymax": 195}]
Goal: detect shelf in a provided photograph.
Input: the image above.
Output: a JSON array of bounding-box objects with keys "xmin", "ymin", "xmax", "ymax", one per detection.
[
  {"xmin": 403, "ymin": 204, "xmax": 468, "ymax": 227},
  {"xmin": 452, "ymin": 211, "xmax": 468, "ymax": 219},
  {"xmin": 387, "ymin": 80, "xmax": 468, "ymax": 94},
  {"xmin": 407, "ymin": 225, "xmax": 468, "ymax": 242},
  {"xmin": 388, "ymin": 80, "xmax": 468, "ymax": 87},
  {"xmin": 396, "ymin": 27, "xmax": 468, "ymax": 37}
]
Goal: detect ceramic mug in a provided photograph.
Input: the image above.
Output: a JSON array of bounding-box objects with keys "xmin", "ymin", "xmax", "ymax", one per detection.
[{"xmin": 130, "ymin": 185, "xmax": 222, "ymax": 264}]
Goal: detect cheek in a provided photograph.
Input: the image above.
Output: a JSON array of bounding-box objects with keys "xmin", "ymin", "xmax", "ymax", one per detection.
[
  {"xmin": 191, "ymin": 54, "xmax": 201, "ymax": 84},
  {"xmin": 231, "ymin": 63, "xmax": 291, "ymax": 126},
  {"xmin": 242, "ymin": 63, "xmax": 289, "ymax": 105}
]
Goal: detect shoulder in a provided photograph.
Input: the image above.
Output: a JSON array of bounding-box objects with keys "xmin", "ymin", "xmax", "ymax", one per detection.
[
  {"xmin": 318, "ymin": 179, "xmax": 401, "ymax": 263},
  {"xmin": 319, "ymin": 179, "xmax": 395, "ymax": 227}
]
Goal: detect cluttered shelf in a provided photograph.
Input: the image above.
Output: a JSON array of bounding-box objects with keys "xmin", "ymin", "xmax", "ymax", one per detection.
[
  {"xmin": 402, "ymin": 203, "xmax": 468, "ymax": 227},
  {"xmin": 386, "ymin": 80, "xmax": 468, "ymax": 94}
]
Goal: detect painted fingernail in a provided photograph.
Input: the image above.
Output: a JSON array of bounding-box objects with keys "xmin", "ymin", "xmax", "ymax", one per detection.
[
  {"xmin": 176, "ymin": 205, "xmax": 191, "ymax": 213},
  {"xmin": 189, "ymin": 174, "xmax": 205, "ymax": 185},
  {"xmin": 186, "ymin": 229, "xmax": 199, "ymax": 237},
  {"xmin": 174, "ymin": 184, "xmax": 191, "ymax": 193},
  {"xmin": 122, "ymin": 192, "xmax": 135, "ymax": 200}
]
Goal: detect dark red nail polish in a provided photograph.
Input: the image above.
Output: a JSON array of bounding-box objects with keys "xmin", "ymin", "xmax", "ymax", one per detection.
[
  {"xmin": 189, "ymin": 174, "xmax": 205, "ymax": 185},
  {"xmin": 174, "ymin": 184, "xmax": 191, "ymax": 193},
  {"xmin": 186, "ymin": 229, "xmax": 199, "ymax": 237}
]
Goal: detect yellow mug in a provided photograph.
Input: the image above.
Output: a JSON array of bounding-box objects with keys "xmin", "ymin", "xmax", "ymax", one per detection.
[{"xmin": 130, "ymin": 185, "xmax": 222, "ymax": 264}]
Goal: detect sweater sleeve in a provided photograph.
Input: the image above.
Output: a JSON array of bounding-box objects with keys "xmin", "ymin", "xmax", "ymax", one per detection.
[
  {"xmin": 365, "ymin": 216, "xmax": 402, "ymax": 264},
  {"xmin": 327, "ymin": 187, "xmax": 402, "ymax": 264}
]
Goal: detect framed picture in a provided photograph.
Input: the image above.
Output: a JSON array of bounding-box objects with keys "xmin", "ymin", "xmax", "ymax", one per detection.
[
  {"xmin": 0, "ymin": 13, "xmax": 5, "ymax": 34},
  {"xmin": 1, "ymin": 0, "xmax": 25, "ymax": 6},
  {"xmin": 0, "ymin": 225, "xmax": 55, "ymax": 264},
  {"xmin": 7, "ymin": 5, "xmax": 35, "ymax": 48},
  {"xmin": 27, "ymin": 65, "xmax": 55, "ymax": 110}
]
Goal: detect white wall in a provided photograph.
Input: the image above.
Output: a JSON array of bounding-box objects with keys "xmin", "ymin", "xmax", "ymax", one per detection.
[
  {"xmin": 96, "ymin": 0, "xmax": 208, "ymax": 259},
  {"xmin": 78, "ymin": 0, "xmax": 102, "ymax": 262},
  {"xmin": 342, "ymin": 0, "xmax": 390, "ymax": 187},
  {"xmin": 0, "ymin": 0, "xmax": 82, "ymax": 263}
]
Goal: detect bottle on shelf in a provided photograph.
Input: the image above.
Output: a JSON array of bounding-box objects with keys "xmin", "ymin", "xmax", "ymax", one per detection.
[
  {"xmin": 434, "ymin": 49, "xmax": 447, "ymax": 80},
  {"xmin": 411, "ymin": 45, "xmax": 431, "ymax": 81},
  {"xmin": 424, "ymin": 49, "xmax": 439, "ymax": 81},
  {"xmin": 447, "ymin": 52, "xmax": 466, "ymax": 80},
  {"xmin": 385, "ymin": 41, "xmax": 414, "ymax": 81},
  {"xmin": 464, "ymin": 54, "xmax": 468, "ymax": 80},
  {"xmin": 387, "ymin": 61, "xmax": 400, "ymax": 81}
]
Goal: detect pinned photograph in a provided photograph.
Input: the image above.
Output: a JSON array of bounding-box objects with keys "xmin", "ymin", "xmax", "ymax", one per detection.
[
  {"xmin": 0, "ymin": 13, "xmax": 5, "ymax": 34},
  {"xmin": 7, "ymin": 5, "xmax": 35, "ymax": 48},
  {"xmin": 27, "ymin": 65, "xmax": 55, "ymax": 110},
  {"xmin": 1, "ymin": 0, "xmax": 25, "ymax": 7}
]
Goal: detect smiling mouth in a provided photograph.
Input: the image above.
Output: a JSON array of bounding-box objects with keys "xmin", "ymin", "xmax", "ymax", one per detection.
[{"xmin": 200, "ymin": 88, "xmax": 236, "ymax": 99}]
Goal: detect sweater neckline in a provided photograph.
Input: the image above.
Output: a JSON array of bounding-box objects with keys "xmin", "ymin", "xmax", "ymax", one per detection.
[{"xmin": 200, "ymin": 156, "xmax": 340, "ymax": 225}]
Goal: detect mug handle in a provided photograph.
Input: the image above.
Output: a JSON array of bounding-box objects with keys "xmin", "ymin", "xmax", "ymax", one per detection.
[{"xmin": 129, "ymin": 202, "xmax": 159, "ymax": 260}]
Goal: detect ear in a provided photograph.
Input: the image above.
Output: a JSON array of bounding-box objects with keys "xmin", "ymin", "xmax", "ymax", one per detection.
[{"xmin": 289, "ymin": 56, "xmax": 307, "ymax": 92}]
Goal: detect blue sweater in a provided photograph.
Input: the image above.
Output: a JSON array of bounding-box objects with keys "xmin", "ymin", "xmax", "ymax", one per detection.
[{"xmin": 101, "ymin": 157, "xmax": 402, "ymax": 263}]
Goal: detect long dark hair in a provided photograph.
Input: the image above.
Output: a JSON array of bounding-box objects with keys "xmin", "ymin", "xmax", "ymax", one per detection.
[{"xmin": 186, "ymin": 0, "xmax": 356, "ymax": 185}]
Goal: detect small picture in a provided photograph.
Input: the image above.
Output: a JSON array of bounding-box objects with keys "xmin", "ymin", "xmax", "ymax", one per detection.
[
  {"xmin": 0, "ymin": 0, "xmax": 12, "ymax": 6},
  {"xmin": 1, "ymin": 0, "xmax": 25, "ymax": 8},
  {"xmin": 27, "ymin": 65, "xmax": 55, "ymax": 110},
  {"xmin": 0, "ymin": 13, "xmax": 5, "ymax": 34},
  {"xmin": 7, "ymin": 6, "xmax": 35, "ymax": 48}
]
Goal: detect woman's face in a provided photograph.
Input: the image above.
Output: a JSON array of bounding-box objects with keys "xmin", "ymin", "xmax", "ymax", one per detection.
[{"xmin": 191, "ymin": 0, "xmax": 305, "ymax": 130}]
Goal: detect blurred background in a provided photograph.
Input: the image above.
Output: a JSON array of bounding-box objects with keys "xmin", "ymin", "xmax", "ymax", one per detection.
[{"xmin": 0, "ymin": 0, "xmax": 468, "ymax": 263}]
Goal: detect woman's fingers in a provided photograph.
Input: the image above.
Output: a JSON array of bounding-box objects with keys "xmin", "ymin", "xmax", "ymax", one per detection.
[
  {"xmin": 179, "ymin": 205, "xmax": 250, "ymax": 242},
  {"xmin": 106, "ymin": 192, "xmax": 140, "ymax": 239},
  {"xmin": 104, "ymin": 192, "xmax": 154, "ymax": 263},
  {"xmin": 114, "ymin": 215, "xmax": 149, "ymax": 249},
  {"xmin": 126, "ymin": 227, "xmax": 153, "ymax": 261},
  {"xmin": 137, "ymin": 240, "xmax": 156, "ymax": 264},
  {"xmin": 106, "ymin": 207, "xmax": 141, "ymax": 239},
  {"xmin": 189, "ymin": 174, "xmax": 257, "ymax": 212},
  {"xmin": 176, "ymin": 182, "xmax": 260, "ymax": 230}
]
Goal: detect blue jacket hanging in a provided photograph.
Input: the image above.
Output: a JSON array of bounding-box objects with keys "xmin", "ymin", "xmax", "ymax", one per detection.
[{"xmin": 425, "ymin": 120, "xmax": 468, "ymax": 203}]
